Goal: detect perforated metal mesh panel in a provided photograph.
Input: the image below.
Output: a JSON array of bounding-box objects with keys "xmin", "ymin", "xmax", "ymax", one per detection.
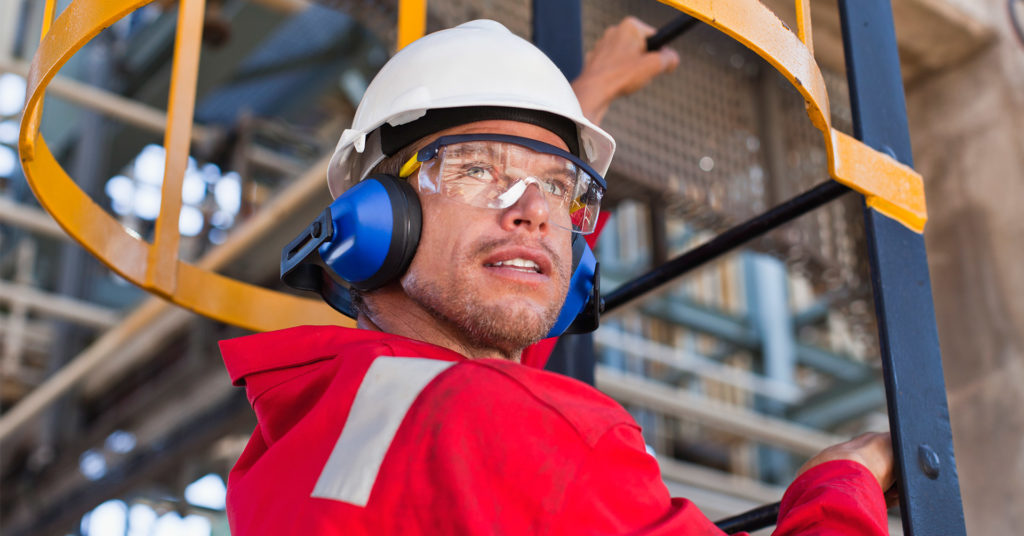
[
  {"xmin": 577, "ymin": 2, "xmax": 871, "ymax": 319},
  {"xmin": 587, "ymin": 3, "xmax": 765, "ymax": 214}
]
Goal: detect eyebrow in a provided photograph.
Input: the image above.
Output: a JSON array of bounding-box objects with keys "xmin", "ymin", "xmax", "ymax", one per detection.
[
  {"xmin": 539, "ymin": 165, "xmax": 576, "ymax": 179},
  {"xmin": 445, "ymin": 143, "xmax": 501, "ymax": 160},
  {"xmin": 444, "ymin": 143, "xmax": 579, "ymax": 180}
]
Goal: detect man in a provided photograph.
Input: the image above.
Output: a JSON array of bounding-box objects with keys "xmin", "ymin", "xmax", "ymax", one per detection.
[{"xmin": 220, "ymin": 18, "xmax": 893, "ymax": 535}]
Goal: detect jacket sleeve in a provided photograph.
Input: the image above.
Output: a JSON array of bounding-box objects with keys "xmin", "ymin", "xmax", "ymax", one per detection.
[
  {"xmin": 551, "ymin": 424, "xmax": 889, "ymax": 536},
  {"xmin": 774, "ymin": 460, "xmax": 889, "ymax": 536},
  {"xmin": 549, "ymin": 423, "xmax": 730, "ymax": 535}
]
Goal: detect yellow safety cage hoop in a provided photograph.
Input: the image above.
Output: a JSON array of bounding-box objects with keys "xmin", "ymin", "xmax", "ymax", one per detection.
[{"xmin": 18, "ymin": 0, "xmax": 926, "ymax": 333}]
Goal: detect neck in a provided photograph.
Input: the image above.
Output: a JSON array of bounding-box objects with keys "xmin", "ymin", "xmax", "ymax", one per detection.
[{"xmin": 357, "ymin": 287, "xmax": 523, "ymax": 362}]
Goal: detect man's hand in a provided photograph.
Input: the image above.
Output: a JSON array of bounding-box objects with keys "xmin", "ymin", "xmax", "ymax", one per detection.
[
  {"xmin": 572, "ymin": 16, "xmax": 681, "ymax": 125},
  {"xmin": 797, "ymin": 432, "xmax": 896, "ymax": 492}
]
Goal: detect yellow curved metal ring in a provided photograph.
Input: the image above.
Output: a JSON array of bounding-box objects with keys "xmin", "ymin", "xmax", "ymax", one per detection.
[
  {"xmin": 660, "ymin": 0, "xmax": 926, "ymax": 232},
  {"xmin": 19, "ymin": 0, "xmax": 923, "ymax": 335},
  {"xmin": 19, "ymin": 0, "xmax": 348, "ymax": 332}
]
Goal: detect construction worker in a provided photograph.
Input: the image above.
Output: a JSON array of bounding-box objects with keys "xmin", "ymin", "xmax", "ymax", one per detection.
[{"xmin": 219, "ymin": 18, "xmax": 893, "ymax": 534}]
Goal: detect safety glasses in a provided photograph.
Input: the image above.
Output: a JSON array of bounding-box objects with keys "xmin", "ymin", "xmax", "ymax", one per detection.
[{"xmin": 399, "ymin": 134, "xmax": 606, "ymax": 234}]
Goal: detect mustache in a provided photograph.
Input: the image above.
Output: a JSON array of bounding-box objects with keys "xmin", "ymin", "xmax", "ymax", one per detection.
[{"xmin": 470, "ymin": 237, "xmax": 566, "ymax": 276}]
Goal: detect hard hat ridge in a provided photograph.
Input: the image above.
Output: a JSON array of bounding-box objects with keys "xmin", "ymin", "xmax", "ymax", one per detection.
[
  {"xmin": 326, "ymin": 18, "xmax": 616, "ymax": 199},
  {"xmin": 379, "ymin": 106, "xmax": 580, "ymax": 157}
]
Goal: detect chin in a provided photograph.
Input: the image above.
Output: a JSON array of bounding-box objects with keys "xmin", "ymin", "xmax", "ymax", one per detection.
[
  {"xmin": 448, "ymin": 296, "xmax": 556, "ymax": 352},
  {"xmin": 404, "ymin": 273, "xmax": 560, "ymax": 353}
]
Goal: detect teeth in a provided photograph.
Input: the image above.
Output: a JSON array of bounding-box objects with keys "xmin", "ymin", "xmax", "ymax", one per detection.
[{"xmin": 489, "ymin": 258, "xmax": 540, "ymax": 272}]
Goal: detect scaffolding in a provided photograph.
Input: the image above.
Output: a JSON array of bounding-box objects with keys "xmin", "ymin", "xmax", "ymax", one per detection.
[{"xmin": 0, "ymin": 0, "xmax": 984, "ymax": 534}]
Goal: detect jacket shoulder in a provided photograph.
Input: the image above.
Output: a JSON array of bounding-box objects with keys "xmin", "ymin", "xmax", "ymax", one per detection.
[
  {"xmin": 219, "ymin": 325, "xmax": 464, "ymax": 386},
  {"xmin": 429, "ymin": 359, "xmax": 637, "ymax": 447}
]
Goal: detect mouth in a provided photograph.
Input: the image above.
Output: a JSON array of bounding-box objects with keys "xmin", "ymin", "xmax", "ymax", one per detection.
[
  {"xmin": 480, "ymin": 246, "xmax": 554, "ymax": 280},
  {"xmin": 484, "ymin": 257, "xmax": 542, "ymax": 273}
]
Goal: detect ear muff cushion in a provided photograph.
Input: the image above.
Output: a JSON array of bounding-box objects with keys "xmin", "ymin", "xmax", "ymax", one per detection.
[
  {"xmin": 354, "ymin": 175, "xmax": 422, "ymax": 290},
  {"xmin": 320, "ymin": 175, "xmax": 422, "ymax": 291},
  {"xmin": 546, "ymin": 233, "xmax": 596, "ymax": 337}
]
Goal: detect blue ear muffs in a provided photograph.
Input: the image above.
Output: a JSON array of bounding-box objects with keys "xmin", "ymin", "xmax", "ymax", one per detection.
[
  {"xmin": 281, "ymin": 175, "xmax": 601, "ymax": 336},
  {"xmin": 545, "ymin": 234, "xmax": 601, "ymax": 337},
  {"xmin": 280, "ymin": 175, "xmax": 421, "ymax": 317},
  {"xmin": 318, "ymin": 175, "xmax": 422, "ymax": 291}
]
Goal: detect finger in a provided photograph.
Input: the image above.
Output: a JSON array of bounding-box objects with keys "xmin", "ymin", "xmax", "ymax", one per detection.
[
  {"xmin": 637, "ymin": 51, "xmax": 673, "ymax": 83},
  {"xmin": 850, "ymin": 431, "xmax": 888, "ymax": 447},
  {"xmin": 884, "ymin": 482, "xmax": 900, "ymax": 508},
  {"xmin": 659, "ymin": 47, "xmax": 681, "ymax": 72},
  {"xmin": 627, "ymin": 16, "xmax": 657, "ymax": 36},
  {"xmin": 641, "ymin": 49, "xmax": 678, "ymax": 78}
]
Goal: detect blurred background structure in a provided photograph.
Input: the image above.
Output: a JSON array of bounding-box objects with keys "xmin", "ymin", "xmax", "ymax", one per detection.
[{"xmin": 0, "ymin": 0, "xmax": 1020, "ymax": 534}]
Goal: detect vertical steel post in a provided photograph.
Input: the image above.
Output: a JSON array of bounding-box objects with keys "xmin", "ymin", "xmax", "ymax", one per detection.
[
  {"xmin": 531, "ymin": 0, "xmax": 583, "ymax": 80},
  {"xmin": 837, "ymin": 1, "xmax": 966, "ymax": 534},
  {"xmin": 531, "ymin": 0, "xmax": 594, "ymax": 384},
  {"xmin": 744, "ymin": 253, "xmax": 797, "ymax": 483}
]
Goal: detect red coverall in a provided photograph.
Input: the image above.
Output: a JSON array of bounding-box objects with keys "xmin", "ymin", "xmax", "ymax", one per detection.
[{"xmin": 220, "ymin": 325, "xmax": 888, "ymax": 535}]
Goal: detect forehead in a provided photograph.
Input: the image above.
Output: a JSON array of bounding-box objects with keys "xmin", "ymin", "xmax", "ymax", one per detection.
[{"xmin": 444, "ymin": 140, "xmax": 575, "ymax": 169}]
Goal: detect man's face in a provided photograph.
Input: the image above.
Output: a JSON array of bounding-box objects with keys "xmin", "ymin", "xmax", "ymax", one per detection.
[{"xmin": 399, "ymin": 120, "xmax": 574, "ymax": 355}]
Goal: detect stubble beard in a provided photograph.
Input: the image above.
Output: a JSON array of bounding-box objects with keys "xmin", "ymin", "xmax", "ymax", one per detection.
[{"xmin": 402, "ymin": 239, "xmax": 569, "ymax": 358}]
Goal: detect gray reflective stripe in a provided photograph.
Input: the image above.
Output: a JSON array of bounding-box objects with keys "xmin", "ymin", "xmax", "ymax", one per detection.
[{"xmin": 311, "ymin": 357, "xmax": 455, "ymax": 506}]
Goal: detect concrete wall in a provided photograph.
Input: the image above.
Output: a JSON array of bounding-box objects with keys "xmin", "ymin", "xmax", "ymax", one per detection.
[{"xmin": 905, "ymin": 0, "xmax": 1024, "ymax": 531}]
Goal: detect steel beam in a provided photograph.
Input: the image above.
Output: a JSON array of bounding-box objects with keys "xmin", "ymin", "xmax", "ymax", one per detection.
[
  {"xmin": 0, "ymin": 198, "xmax": 67, "ymax": 240},
  {"xmin": 744, "ymin": 253, "xmax": 797, "ymax": 481},
  {"xmin": 4, "ymin": 392, "xmax": 249, "ymax": 536},
  {"xmin": 531, "ymin": 0, "xmax": 595, "ymax": 384},
  {"xmin": 0, "ymin": 0, "xmax": 18, "ymax": 62},
  {"xmin": 838, "ymin": 1, "xmax": 966, "ymax": 534},
  {"xmin": 0, "ymin": 315, "xmax": 53, "ymax": 354},
  {"xmin": 595, "ymin": 366, "xmax": 844, "ymax": 457},
  {"xmin": 531, "ymin": 0, "xmax": 583, "ymax": 80},
  {"xmin": 787, "ymin": 378, "xmax": 885, "ymax": 429},
  {"xmin": 0, "ymin": 59, "xmax": 219, "ymax": 147},
  {"xmin": 603, "ymin": 271, "xmax": 873, "ymax": 382},
  {"xmin": 602, "ymin": 181, "xmax": 850, "ymax": 313},
  {"xmin": 0, "ymin": 157, "xmax": 331, "ymax": 442},
  {"xmin": 250, "ymin": 0, "xmax": 310, "ymax": 12},
  {"xmin": 594, "ymin": 326, "xmax": 804, "ymax": 403},
  {"xmin": 0, "ymin": 279, "xmax": 120, "ymax": 329}
]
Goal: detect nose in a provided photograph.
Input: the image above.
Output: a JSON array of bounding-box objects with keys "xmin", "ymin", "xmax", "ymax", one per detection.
[{"xmin": 500, "ymin": 181, "xmax": 550, "ymax": 233}]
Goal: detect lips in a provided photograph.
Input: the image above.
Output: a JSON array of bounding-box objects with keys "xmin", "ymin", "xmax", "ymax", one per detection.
[
  {"xmin": 486, "ymin": 258, "xmax": 541, "ymax": 272},
  {"xmin": 481, "ymin": 246, "xmax": 553, "ymax": 277}
]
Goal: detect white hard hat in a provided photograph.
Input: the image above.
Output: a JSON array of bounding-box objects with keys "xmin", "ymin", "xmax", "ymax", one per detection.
[{"xmin": 327, "ymin": 19, "xmax": 616, "ymax": 198}]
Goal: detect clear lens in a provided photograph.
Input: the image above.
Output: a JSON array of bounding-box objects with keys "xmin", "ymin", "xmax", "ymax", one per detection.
[{"xmin": 416, "ymin": 140, "xmax": 603, "ymax": 234}]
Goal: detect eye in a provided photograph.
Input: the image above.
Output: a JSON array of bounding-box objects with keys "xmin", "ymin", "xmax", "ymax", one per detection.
[
  {"xmin": 463, "ymin": 165, "xmax": 495, "ymax": 182},
  {"xmin": 541, "ymin": 176, "xmax": 573, "ymax": 197},
  {"xmin": 542, "ymin": 181, "xmax": 563, "ymax": 196}
]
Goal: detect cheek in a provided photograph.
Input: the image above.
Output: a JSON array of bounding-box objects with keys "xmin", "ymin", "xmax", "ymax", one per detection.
[
  {"xmin": 555, "ymin": 234, "xmax": 573, "ymax": 279},
  {"xmin": 410, "ymin": 200, "xmax": 469, "ymax": 273}
]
